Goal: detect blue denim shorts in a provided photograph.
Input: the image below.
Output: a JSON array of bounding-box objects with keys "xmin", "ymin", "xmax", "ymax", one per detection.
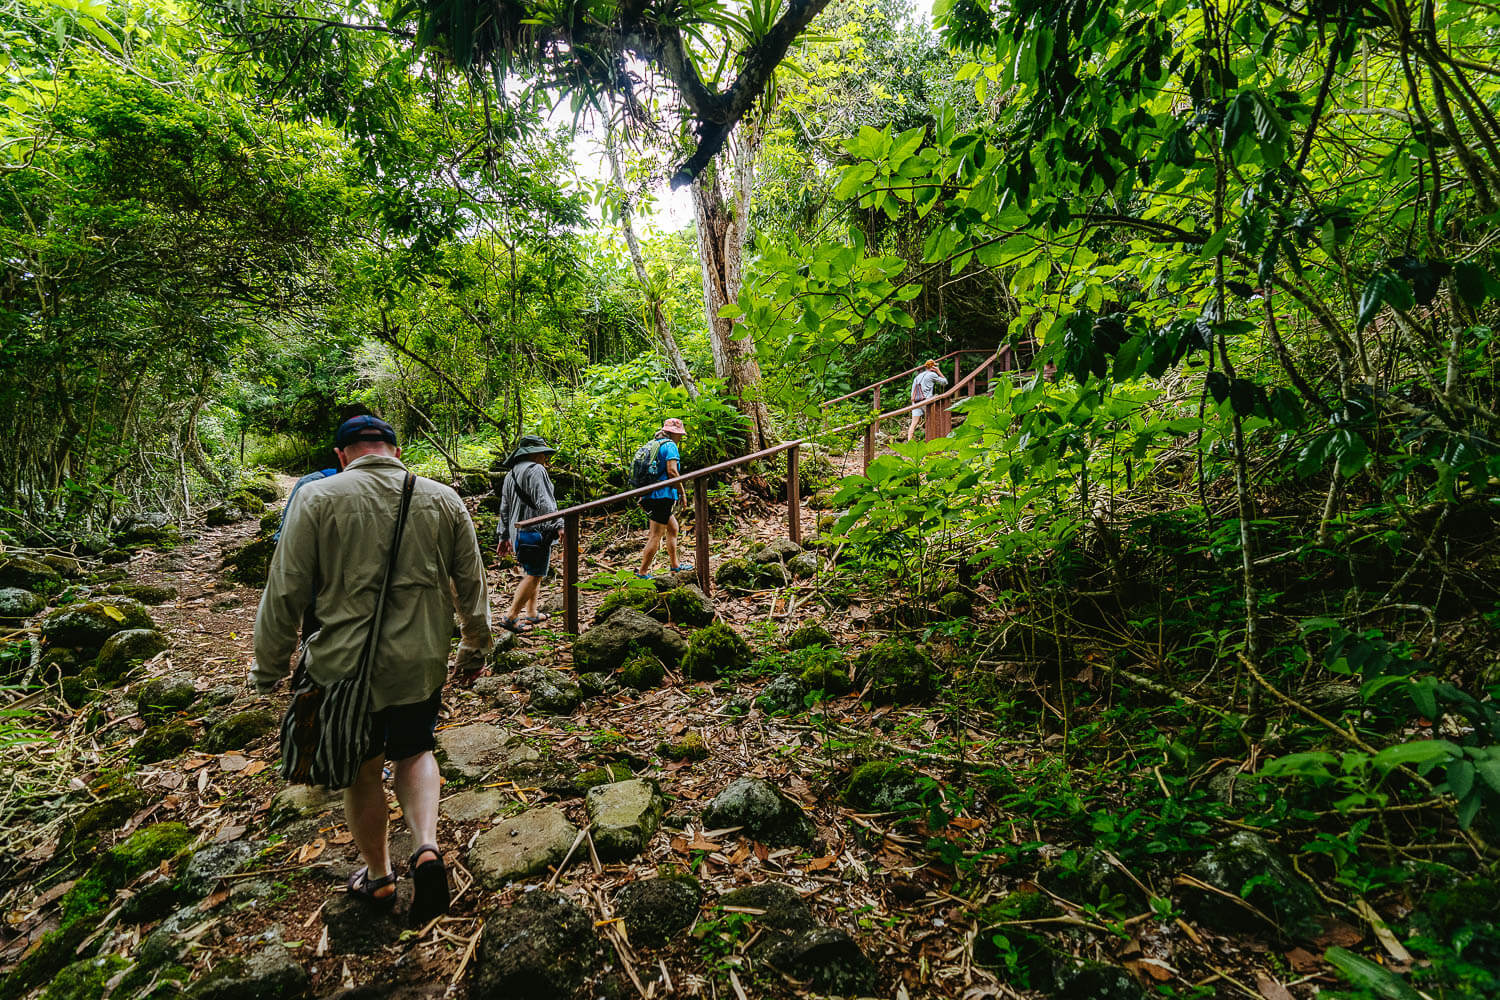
[{"xmin": 515, "ymin": 529, "xmax": 553, "ymax": 578}]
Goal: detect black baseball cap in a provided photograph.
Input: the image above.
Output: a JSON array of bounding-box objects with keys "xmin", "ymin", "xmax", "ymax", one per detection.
[{"xmin": 335, "ymin": 415, "xmax": 398, "ymax": 448}]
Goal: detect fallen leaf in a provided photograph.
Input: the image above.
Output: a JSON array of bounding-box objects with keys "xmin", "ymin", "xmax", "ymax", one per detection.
[
  {"xmin": 329, "ymin": 831, "xmax": 353, "ymax": 845},
  {"xmin": 199, "ymin": 888, "xmax": 230, "ymax": 911},
  {"xmin": 297, "ymin": 838, "xmax": 326, "ymax": 863},
  {"xmin": 687, "ymin": 835, "xmax": 721, "ymax": 852},
  {"xmin": 242, "ymin": 760, "xmax": 267, "ymax": 777},
  {"xmin": 1255, "ymin": 974, "xmax": 1294, "ymax": 1000},
  {"xmin": 1284, "ymin": 947, "xmax": 1322, "ymax": 973},
  {"xmin": 218, "ymin": 754, "xmax": 248, "ymax": 772},
  {"xmin": 1313, "ymin": 917, "xmax": 1364, "ymax": 949},
  {"xmin": 807, "ymin": 856, "xmax": 837, "ymax": 871},
  {"xmin": 1125, "ymin": 957, "xmax": 1174, "ymax": 982},
  {"xmin": 214, "ymin": 825, "xmax": 247, "ymax": 844},
  {"xmin": 670, "ymin": 836, "xmax": 688, "ymax": 855}
]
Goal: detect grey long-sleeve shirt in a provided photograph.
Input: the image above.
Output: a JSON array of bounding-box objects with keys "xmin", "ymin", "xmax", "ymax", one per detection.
[
  {"xmin": 911, "ymin": 368, "xmax": 949, "ymax": 403},
  {"xmin": 252, "ymin": 454, "xmax": 492, "ymax": 709},
  {"xmin": 497, "ymin": 459, "xmax": 564, "ymax": 546}
]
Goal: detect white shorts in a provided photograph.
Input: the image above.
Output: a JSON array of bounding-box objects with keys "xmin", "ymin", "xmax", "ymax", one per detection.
[{"xmin": 911, "ymin": 405, "xmax": 926, "ymax": 418}]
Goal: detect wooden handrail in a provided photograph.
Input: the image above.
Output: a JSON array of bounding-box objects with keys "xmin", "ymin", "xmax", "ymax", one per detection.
[
  {"xmin": 515, "ymin": 350, "xmax": 1009, "ymax": 634},
  {"xmin": 819, "ymin": 349, "xmax": 994, "ymax": 408}
]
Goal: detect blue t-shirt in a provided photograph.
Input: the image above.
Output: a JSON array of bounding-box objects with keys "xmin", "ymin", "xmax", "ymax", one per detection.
[{"xmin": 648, "ymin": 439, "xmax": 681, "ymax": 501}]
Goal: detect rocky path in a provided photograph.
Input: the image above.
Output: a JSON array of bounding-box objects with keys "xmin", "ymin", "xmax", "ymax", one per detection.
[{"xmin": 0, "ymin": 482, "xmax": 1002, "ymax": 1000}]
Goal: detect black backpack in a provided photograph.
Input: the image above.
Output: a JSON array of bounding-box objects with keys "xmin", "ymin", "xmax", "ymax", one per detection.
[{"xmin": 630, "ymin": 439, "xmax": 666, "ymax": 489}]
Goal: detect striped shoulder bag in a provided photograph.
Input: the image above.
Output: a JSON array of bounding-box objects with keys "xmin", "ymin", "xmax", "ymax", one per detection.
[{"xmin": 279, "ymin": 472, "xmax": 416, "ymax": 790}]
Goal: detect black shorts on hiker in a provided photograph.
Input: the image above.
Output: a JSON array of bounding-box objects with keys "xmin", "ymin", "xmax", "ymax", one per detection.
[
  {"xmin": 364, "ymin": 689, "xmax": 441, "ymax": 762},
  {"xmin": 641, "ymin": 497, "xmax": 675, "ymax": 526}
]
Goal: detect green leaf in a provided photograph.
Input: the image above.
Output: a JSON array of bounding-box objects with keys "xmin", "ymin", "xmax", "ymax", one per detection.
[
  {"xmin": 1324, "ymin": 947, "xmax": 1421, "ymax": 1000},
  {"xmin": 1371, "ymin": 739, "xmax": 1459, "ymax": 771},
  {"xmin": 1222, "ymin": 91, "xmax": 1257, "ymax": 151},
  {"xmin": 1358, "ymin": 271, "xmax": 1416, "ymax": 331},
  {"xmin": 1454, "ymin": 261, "xmax": 1489, "ymax": 306},
  {"xmin": 1447, "ymin": 758, "xmax": 1475, "ymax": 799}
]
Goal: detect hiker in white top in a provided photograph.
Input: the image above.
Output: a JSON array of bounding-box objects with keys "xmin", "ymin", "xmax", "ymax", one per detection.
[{"xmin": 905, "ymin": 360, "xmax": 949, "ymax": 441}]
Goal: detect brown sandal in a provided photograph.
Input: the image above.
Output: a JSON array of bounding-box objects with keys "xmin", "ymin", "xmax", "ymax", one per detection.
[{"xmin": 347, "ymin": 866, "xmax": 397, "ymax": 911}]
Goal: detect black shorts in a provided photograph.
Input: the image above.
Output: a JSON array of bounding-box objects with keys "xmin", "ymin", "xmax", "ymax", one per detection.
[
  {"xmin": 641, "ymin": 497, "xmax": 676, "ymax": 526},
  {"xmin": 364, "ymin": 690, "xmax": 441, "ymax": 762}
]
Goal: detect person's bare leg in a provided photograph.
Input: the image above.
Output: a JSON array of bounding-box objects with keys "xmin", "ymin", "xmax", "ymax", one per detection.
[
  {"xmin": 639, "ymin": 522, "xmax": 665, "ymax": 573},
  {"xmin": 905, "ymin": 410, "xmax": 920, "ymax": 442},
  {"xmin": 506, "ymin": 575, "xmax": 539, "ymax": 621},
  {"xmin": 523, "ymin": 572, "xmax": 542, "ymax": 617},
  {"xmin": 664, "ymin": 514, "xmax": 680, "ymax": 567},
  {"xmin": 392, "ymin": 751, "xmax": 440, "ymax": 862},
  {"xmin": 344, "ymin": 754, "xmax": 394, "ymax": 895}
]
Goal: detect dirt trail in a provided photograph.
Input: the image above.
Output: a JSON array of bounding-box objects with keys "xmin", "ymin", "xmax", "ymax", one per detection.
[{"xmin": 4, "ymin": 483, "xmax": 984, "ymax": 999}]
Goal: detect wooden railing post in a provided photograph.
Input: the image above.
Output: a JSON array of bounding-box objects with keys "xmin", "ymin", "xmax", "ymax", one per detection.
[
  {"xmin": 863, "ymin": 422, "xmax": 875, "ymax": 471},
  {"xmin": 787, "ymin": 444, "xmax": 802, "ymax": 544},
  {"xmin": 954, "ymin": 356, "xmax": 963, "ymax": 397},
  {"xmin": 693, "ymin": 478, "xmax": 711, "ymax": 594},
  {"xmin": 563, "ymin": 512, "xmax": 579, "ymax": 634}
]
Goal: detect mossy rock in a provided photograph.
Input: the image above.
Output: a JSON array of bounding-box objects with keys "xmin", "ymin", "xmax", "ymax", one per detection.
[
  {"xmin": 224, "ymin": 536, "xmax": 275, "ymax": 586},
  {"xmin": 757, "ymin": 673, "xmax": 805, "ymax": 714},
  {"xmin": 574, "ymin": 762, "xmax": 633, "ymax": 795},
  {"xmin": 63, "ymin": 771, "xmax": 148, "ymax": 853},
  {"xmin": 713, "ymin": 557, "xmax": 759, "ymax": 592},
  {"xmin": 204, "ymin": 709, "xmax": 277, "ymax": 752},
  {"xmin": 135, "ymin": 720, "xmax": 197, "ymax": 763},
  {"xmin": 133, "ymin": 674, "xmax": 199, "ymax": 722},
  {"xmin": 618, "ymin": 653, "xmax": 665, "ymax": 690},
  {"xmin": 235, "ymin": 476, "xmax": 282, "ymax": 503},
  {"xmin": 99, "ymin": 548, "xmax": 132, "ymax": 564},
  {"xmin": 41, "ymin": 554, "xmax": 82, "ymax": 577},
  {"xmin": 106, "ymin": 583, "xmax": 178, "ymax": 605},
  {"xmin": 0, "ymin": 586, "xmax": 45, "ymax": 619},
  {"xmin": 844, "ymin": 761, "xmax": 926, "ymax": 812},
  {"xmin": 1052, "ymin": 960, "xmax": 1148, "ymax": 1000},
  {"xmin": 658, "ymin": 731, "xmax": 708, "ymax": 761},
  {"xmin": 42, "ymin": 955, "xmax": 131, "ymax": 1000},
  {"xmin": 935, "ymin": 590, "xmax": 975, "ymax": 619},
  {"xmin": 95, "ymin": 629, "xmax": 169, "ymax": 684},
  {"xmin": 596, "ymin": 585, "xmax": 714, "ymax": 629},
  {"xmin": 89, "ymin": 568, "xmax": 128, "ymax": 584},
  {"xmin": 1183, "ymin": 831, "xmax": 1320, "ymax": 936},
  {"xmin": 854, "ymin": 637, "xmax": 938, "ymax": 703},
  {"xmin": 41, "ymin": 599, "xmax": 154, "ymax": 651},
  {"xmin": 786, "ymin": 622, "xmax": 835, "ymax": 650},
  {"xmin": 60, "ymin": 668, "xmax": 105, "ymax": 709},
  {"xmin": 258, "ymin": 509, "xmax": 284, "ymax": 536},
  {"xmin": 798, "ymin": 649, "xmax": 851, "ymax": 695},
  {"xmin": 680, "ymin": 622, "xmax": 752, "ymax": 681},
  {"xmin": 0, "ymin": 555, "xmax": 63, "ymax": 592},
  {"xmin": 616, "ymin": 875, "xmax": 702, "ymax": 948},
  {"xmin": 973, "ymin": 891, "xmax": 1062, "ymax": 987},
  {"xmin": 43, "ymin": 646, "xmax": 86, "ymax": 679}
]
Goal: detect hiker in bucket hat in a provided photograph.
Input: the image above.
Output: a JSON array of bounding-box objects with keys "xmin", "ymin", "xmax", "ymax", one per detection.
[
  {"xmin": 636, "ymin": 417, "xmax": 689, "ymax": 578},
  {"xmin": 496, "ymin": 435, "xmax": 563, "ymax": 633}
]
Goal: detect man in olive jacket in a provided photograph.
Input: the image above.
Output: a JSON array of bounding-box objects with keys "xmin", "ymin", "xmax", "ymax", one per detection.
[{"xmin": 252, "ymin": 415, "xmax": 491, "ymax": 922}]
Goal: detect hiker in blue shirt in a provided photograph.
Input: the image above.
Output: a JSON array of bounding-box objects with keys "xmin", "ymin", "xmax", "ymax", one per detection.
[{"xmin": 637, "ymin": 418, "xmax": 691, "ymax": 578}]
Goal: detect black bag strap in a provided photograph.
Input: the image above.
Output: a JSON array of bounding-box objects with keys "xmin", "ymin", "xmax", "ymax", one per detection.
[
  {"xmin": 511, "ymin": 463, "xmax": 541, "ymax": 512},
  {"xmin": 355, "ymin": 472, "xmax": 416, "ymax": 681}
]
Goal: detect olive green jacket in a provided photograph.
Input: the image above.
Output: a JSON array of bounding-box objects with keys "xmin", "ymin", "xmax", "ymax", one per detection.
[{"xmin": 252, "ymin": 455, "xmax": 492, "ymax": 709}]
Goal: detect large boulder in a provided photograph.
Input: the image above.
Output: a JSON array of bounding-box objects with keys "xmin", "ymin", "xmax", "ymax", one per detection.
[
  {"xmin": 844, "ymin": 761, "xmax": 926, "ymax": 813},
  {"xmin": 1183, "ymin": 831, "xmax": 1320, "ymax": 936},
  {"xmin": 470, "ymin": 891, "xmax": 602, "ymax": 999},
  {"xmin": 440, "ymin": 788, "xmax": 508, "ymax": 824},
  {"xmin": 700, "ymin": 777, "xmax": 815, "ymax": 846},
  {"xmin": 41, "ymin": 599, "xmax": 154, "ymax": 651},
  {"xmin": 594, "ymin": 585, "xmax": 715, "ymax": 629},
  {"xmin": 854, "ymin": 636, "xmax": 938, "ymax": 703},
  {"xmin": 95, "ymin": 629, "xmax": 169, "ymax": 683},
  {"xmin": 467, "ymin": 805, "xmax": 578, "ymax": 888},
  {"xmin": 585, "ymin": 779, "xmax": 663, "ymax": 861},
  {"xmin": 0, "ymin": 587, "xmax": 43, "ymax": 620},
  {"xmin": 0, "ymin": 555, "xmax": 61, "ymax": 592},
  {"xmin": 178, "ymin": 840, "xmax": 261, "ymax": 898},
  {"xmin": 268, "ymin": 785, "xmax": 340, "ymax": 828},
  {"xmin": 679, "ymin": 622, "xmax": 752, "ymax": 682},
  {"xmin": 615, "ymin": 876, "xmax": 702, "ymax": 947},
  {"xmin": 572, "ymin": 608, "xmax": 686, "ymax": 673},
  {"xmin": 224, "ymin": 536, "xmax": 275, "ymax": 586},
  {"xmin": 515, "ymin": 665, "xmax": 582, "ymax": 715},
  {"xmin": 436, "ymin": 724, "xmax": 540, "ymax": 784}
]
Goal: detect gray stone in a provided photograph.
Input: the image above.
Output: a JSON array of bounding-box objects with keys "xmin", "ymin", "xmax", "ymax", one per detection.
[
  {"xmin": 616, "ymin": 876, "xmax": 702, "ymax": 947},
  {"xmin": 718, "ymin": 883, "xmax": 816, "ymax": 931},
  {"xmin": 584, "ymin": 779, "xmax": 663, "ymax": 860},
  {"xmin": 204, "ymin": 708, "xmax": 277, "ymax": 752},
  {"xmin": 134, "ymin": 672, "xmax": 200, "ymax": 723},
  {"xmin": 322, "ymin": 889, "xmax": 407, "ymax": 953},
  {"xmin": 1303, "ymin": 682, "xmax": 1360, "ymax": 712},
  {"xmin": 761, "ymin": 926, "xmax": 877, "ymax": 995},
  {"xmin": 188, "ymin": 942, "xmax": 309, "ymax": 1000},
  {"xmin": 441, "ymin": 788, "xmax": 508, "ymax": 824},
  {"xmin": 1184, "ymin": 831, "xmax": 1320, "ymax": 936},
  {"xmin": 95, "ymin": 628, "xmax": 169, "ymax": 683},
  {"xmin": 577, "ymin": 672, "xmax": 609, "ymax": 699},
  {"xmin": 467, "ymin": 805, "xmax": 578, "ymax": 888},
  {"xmin": 749, "ymin": 538, "xmax": 803, "ymax": 564},
  {"xmin": 268, "ymin": 785, "xmax": 341, "ymax": 828},
  {"xmin": 787, "ymin": 552, "xmax": 821, "ymax": 578},
  {"xmin": 179, "ymin": 839, "xmax": 262, "ymax": 898},
  {"xmin": 436, "ymin": 723, "xmax": 539, "ymax": 783},
  {"xmin": 138, "ymin": 904, "xmax": 204, "ymax": 968},
  {"xmin": 40, "ymin": 598, "xmax": 153, "ymax": 650},
  {"xmin": 758, "ymin": 674, "xmax": 806, "ymax": 714},
  {"xmin": 0, "ymin": 587, "xmax": 43, "ymax": 619},
  {"xmin": 471, "ymin": 891, "xmax": 602, "ymax": 999},
  {"xmin": 572, "ymin": 608, "xmax": 687, "ymax": 673},
  {"xmin": 1052, "ymin": 960, "xmax": 1148, "ymax": 1000},
  {"xmin": 516, "ymin": 665, "xmax": 582, "ymax": 714},
  {"xmin": 701, "ymin": 777, "xmax": 815, "ymax": 846}
]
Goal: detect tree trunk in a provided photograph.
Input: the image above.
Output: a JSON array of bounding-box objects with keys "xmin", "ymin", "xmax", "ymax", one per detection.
[
  {"xmin": 691, "ymin": 139, "xmax": 774, "ymax": 451},
  {"xmin": 606, "ymin": 128, "xmax": 700, "ymax": 398}
]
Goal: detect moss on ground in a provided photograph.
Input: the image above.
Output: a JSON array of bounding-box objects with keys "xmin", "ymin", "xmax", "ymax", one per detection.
[
  {"xmin": 618, "ymin": 653, "xmax": 666, "ymax": 690},
  {"xmin": 204, "ymin": 708, "xmax": 276, "ymax": 752},
  {"xmin": 786, "ymin": 621, "xmax": 835, "ymax": 650},
  {"xmin": 658, "ymin": 731, "xmax": 708, "ymax": 761}
]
